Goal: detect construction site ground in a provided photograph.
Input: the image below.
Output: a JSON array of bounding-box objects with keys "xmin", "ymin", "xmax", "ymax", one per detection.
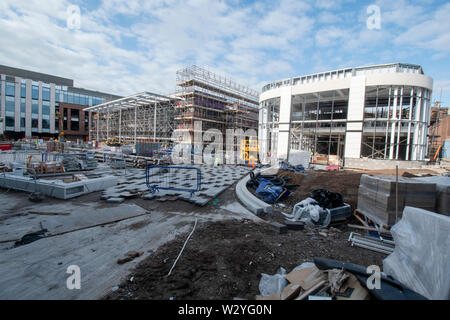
[{"xmin": 0, "ymin": 166, "xmax": 442, "ymax": 300}]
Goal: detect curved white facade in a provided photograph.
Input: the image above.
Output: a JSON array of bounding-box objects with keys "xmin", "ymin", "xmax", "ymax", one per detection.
[{"xmin": 259, "ymin": 63, "xmax": 433, "ymax": 163}]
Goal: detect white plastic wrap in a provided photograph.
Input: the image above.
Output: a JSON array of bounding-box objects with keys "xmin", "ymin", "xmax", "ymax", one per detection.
[
  {"xmin": 288, "ymin": 150, "xmax": 310, "ymax": 168},
  {"xmin": 383, "ymin": 206, "xmax": 450, "ymax": 300},
  {"xmin": 282, "ymin": 198, "xmax": 331, "ymax": 227},
  {"xmin": 258, "ymin": 267, "xmax": 288, "ymax": 297}
]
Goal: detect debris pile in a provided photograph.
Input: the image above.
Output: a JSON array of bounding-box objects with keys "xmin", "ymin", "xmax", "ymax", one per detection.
[
  {"xmin": 348, "ymin": 232, "xmax": 394, "ymax": 254},
  {"xmin": 247, "ymin": 171, "xmax": 299, "ymax": 204},
  {"xmin": 282, "ymin": 189, "xmax": 350, "ymax": 227},
  {"xmin": 256, "ymin": 257, "xmax": 427, "ymax": 300},
  {"xmin": 279, "ymin": 161, "xmax": 305, "ymax": 173}
]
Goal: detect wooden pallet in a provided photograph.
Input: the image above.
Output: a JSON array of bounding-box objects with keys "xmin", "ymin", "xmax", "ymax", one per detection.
[{"xmin": 349, "ymin": 209, "xmax": 391, "ymax": 235}]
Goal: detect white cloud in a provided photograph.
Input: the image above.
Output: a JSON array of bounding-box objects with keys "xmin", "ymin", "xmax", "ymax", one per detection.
[
  {"xmin": 0, "ymin": 0, "xmax": 448, "ymax": 104},
  {"xmin": 394, "ymin": 2, "xmax": 450, "ymax": 53}
]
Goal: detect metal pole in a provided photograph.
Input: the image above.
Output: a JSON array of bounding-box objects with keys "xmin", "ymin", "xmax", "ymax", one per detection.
[
  {"xmin": 405, "ymin": 87, "xmax": 413, "ymax": 160},
  {"xmin": 395, "ymin": 165, "xmax": 399, "ymax": 223},
  {"xmin": 396, "ymin": 87, "xmax": 403, "ymax": 160},
  {"xmin": 117, "ymin": 108, "xmax": 120, "ymax": 143},
  {"xmin": 134, "ymin": 103, "xmax": 137, "ymax": 145},
  {"xmin": 384, "ymin": 87, "xmax": 392, "ymax": 159},
  {"xmin": 154, "ymin": 102, "xmax": 157, "ymax": 142},
  {"xmin": 96, "ymin": 112, "xmax": 99, "ymax": 143}
]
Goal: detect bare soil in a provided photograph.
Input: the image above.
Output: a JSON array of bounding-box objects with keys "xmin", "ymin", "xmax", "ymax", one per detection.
[
  {"xmin": 103, "ymin": 219, "xmax": 384, "ymax": 300},
  {"xmin": 103, "ymin": 168, "xmax": 436, "ymax": 300},
  {"xmin": 278, "ymin": 170, "xmax": 363, "ymax": 211}
]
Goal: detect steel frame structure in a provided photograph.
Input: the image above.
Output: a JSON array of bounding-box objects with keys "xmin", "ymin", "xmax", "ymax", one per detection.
[
  {"xmin": 84, "ymin": 92, "xmax": 179, "ymax": 147},
  {"xmin": 175, "ymin": 66, "xmax": 259, "ymax": 156}
]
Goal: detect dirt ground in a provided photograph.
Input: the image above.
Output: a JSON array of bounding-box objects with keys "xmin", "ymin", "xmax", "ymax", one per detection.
[
  {"xmin": 103, "ymin": 167, "xmax": 442, "ymax": 300},
  {"xmin": 277, "ymin": 170, "xmax": 363, "ymax": 212},
  {"xmin": 275, "ymin": 168, "xmax": 440, "ymax": 219},
  {"xmin": 103, "ymin": 219, "xmax": 385, "ymax": 300}
]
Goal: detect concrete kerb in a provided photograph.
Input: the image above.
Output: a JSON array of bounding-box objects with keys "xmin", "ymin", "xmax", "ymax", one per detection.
[{"xmin": 235, "ymin": 166, "xmax": 278, "ymax": 216}]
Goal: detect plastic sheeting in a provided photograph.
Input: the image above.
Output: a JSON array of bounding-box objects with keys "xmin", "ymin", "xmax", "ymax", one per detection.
[
  {"xmin": 383, "ymin": 206, "xmax": 450, "ymax": 300},
  {"xmin": 258, "ymin": 267, "xmax": 288, "ymax": 297},
  {"xmin": 282, "ymin": 197, "xmax": 331, "ymax": 227},
  {"xmin": 255, "ymin": 179, "xmax": 291, "ymax": 204},
  {"xmin": 288, "ymin": 150, "xmax": 310, "ymax": 169}
]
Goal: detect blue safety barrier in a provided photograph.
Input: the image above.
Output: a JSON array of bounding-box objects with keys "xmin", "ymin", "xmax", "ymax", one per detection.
[{"xmin": 146, "ymin": 165, "xmax": 202, "ymax": 197}]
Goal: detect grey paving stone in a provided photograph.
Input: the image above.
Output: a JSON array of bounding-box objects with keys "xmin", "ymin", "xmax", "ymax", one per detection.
[
  {"xmin": 142, "ymin": 194, "xmax": 156, "ymax": 200},
  {"xmin": 106, "ymin": 197, "xmax": 125, "ymax": 203}
]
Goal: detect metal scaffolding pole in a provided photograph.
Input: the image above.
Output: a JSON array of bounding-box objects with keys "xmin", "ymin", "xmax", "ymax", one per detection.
[
  {"xmin": 119, "ymin": 109, "xmax": 122, "ymax": 142},
  {"xmin": 153, "ymin": 102, "xmax": 157, "ymax": 142},
  {"xmin": 396, "ymin": 87, "xmax": 404, "ymax": 160},
  {"xmin": 84, "ymin": 92, "xmax": 179, "ymax": 146},
  {"xmin": 405, "ymin": 87, "xmax": 414, "ymax": 160}
]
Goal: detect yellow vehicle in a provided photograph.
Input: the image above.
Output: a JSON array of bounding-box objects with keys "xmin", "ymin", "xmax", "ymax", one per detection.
[
  {"xmin": 240, "ymin": 139, "xmax": 259, "ymax": 162},
  {"xmin": 105, "ymin": 138, "xmax": 122, "ymax": 147}
]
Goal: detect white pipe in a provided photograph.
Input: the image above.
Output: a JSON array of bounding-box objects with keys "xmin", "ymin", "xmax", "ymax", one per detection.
[{"xmin": 168, "ymin": 218, "xmax": 198, "ymax": 276}]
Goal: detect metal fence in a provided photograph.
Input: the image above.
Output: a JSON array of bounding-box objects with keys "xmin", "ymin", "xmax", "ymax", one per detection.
[{"xmin": 0, "ymin": 151, "xmax": 44, "ymax": 164}]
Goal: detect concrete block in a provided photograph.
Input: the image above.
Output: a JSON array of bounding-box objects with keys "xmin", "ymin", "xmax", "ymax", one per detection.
[
  {"xmin": 269, "ymin": 222, "xmax": 288, "ymax": 234},
  {"xmin": 285, "ymin": 221, "xmax": 305, "ymax": 230},
  {"xmin": 106, "ymin": 197, "xmax": 125, "ymax": 203}
]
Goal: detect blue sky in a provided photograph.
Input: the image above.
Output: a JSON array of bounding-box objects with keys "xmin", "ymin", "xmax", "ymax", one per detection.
[{"xmin": 0, "ymin": 0, "xmax": 449, "ymax": 106}]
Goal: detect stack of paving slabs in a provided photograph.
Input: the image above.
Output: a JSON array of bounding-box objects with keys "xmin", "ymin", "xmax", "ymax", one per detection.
[
  {"xmin": 85, "ymin": 156, "xmax": 98, "ymax": 169},
  {"xmin": 62, "ymin": 156, "xmax": 81, "ymax": 171},
  {"xmin": 357, "ymin": 174, "xmax": 436, "ymax": 226},
  {"xmin": 256, "ymin": 265, "xmax": 370, "ymax": 300},
  {"xmin": 412, "ymin": 176, "xmax": 450, "ymax": 216}
]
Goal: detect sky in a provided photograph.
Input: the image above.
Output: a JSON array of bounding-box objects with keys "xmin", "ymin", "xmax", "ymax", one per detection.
[{"xmin": 0, "ymin": 0, "xmax": 449, "ymax": 106}]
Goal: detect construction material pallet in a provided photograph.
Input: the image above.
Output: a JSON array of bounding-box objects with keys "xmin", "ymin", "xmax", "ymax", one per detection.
[{"xmin": 349, "ymin": 209, "xmax": 392, "ymax": 238}]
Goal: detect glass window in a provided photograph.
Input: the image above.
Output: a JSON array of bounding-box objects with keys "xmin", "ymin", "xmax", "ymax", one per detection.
[
  {"xmin": 32, "ymin": 119, "xmax": 38, "ymax": 129},
  {"xmin": 21, "ymin": 98, "xmax": 26, "ymax": 114},
  {"xmin": 92, "ymin": 97, "xmax": 103, "ymax": 106},
  {"xmin": 71, "ymin": 109, "xmax": 79, "ymax": 120},
  {"xmin": 71, "ymin": 120, "xmax": 79, "ymax": 131},
  {"xmin": 20, "ymin": 117, "xmax": 25, "ymax": 129},
  {"xmin": 6, "ymin": 82, "xmax": 15, "ymax": 96},
  {"xmin": 42, "ymin": 119, "xmax": 50, "ymax": 129},
  {"xmin": 32, "ymin": 100, "xmax": 39, "ymax": 114},
  {"xmin": 42, "ymin": 101, "xmax": 50, "ymax": 115},
  {"xmin": 68, "ymin": 93, "xmax": 74, "ymax": 104},
  {"xmin": 5, "ymin": 116, "xmax": 14, "ymax": 127},
  {"xmin": 42, "ymin": 87, "xmax": 50, "ymax": 101},
  {"xmin": 305, "ymin": 101, "xmax": 318, "ymax": 121},
  {"xmin": 5, "ymin": 96, "xmax": 15, "ymax": 113},
  {"xmin": 21, "ymin": 84, "xmax": 26, "ymax": 98},
  {"xmin": 32, "ymin": 85, "xmax": 39, "ymax": 100}
]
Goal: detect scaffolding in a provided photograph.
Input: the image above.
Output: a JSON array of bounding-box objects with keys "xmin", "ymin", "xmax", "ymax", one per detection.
[
  {"xmin": 84, "ymin": 92, "xmax": 179, "ymax": 148},
  {"xmin": 175, "ymin": 66, "xmax": 259, "ymax": 161}
]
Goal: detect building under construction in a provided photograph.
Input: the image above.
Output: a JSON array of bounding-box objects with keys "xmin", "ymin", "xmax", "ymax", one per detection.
[
  {"xmin": 174, "ymin": 66, "xmax": 259, "ymax": 143},
  {"xmin": 428, "ymin": 102, "xmax": 450, "ymax": 162},
  {"xmin": 84, "ymin": 92, "xmax": 179, "ymax": 148}
]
